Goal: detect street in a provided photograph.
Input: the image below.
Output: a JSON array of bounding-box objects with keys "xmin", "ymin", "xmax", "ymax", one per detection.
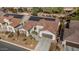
[
  {"xmin": 0, "ymin": 41, "xmax": 29, "ymax": 51},
  {"xmin": 64, "ymin": 20, "xmax": 79, "ymax": 51}
]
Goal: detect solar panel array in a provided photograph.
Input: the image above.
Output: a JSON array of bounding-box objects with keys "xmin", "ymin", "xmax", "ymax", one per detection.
[
  {"xmin": 29, "ymin": 16, "xmax": 55, "ymax": 21},
  {"xmin": 4, "ymin": 14, "xmax": 24, "ymax": 19}
]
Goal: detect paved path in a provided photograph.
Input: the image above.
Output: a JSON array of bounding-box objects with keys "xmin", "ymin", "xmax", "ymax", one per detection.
[
  {"xmin": 31, "ymin": 33, "xmax": 52, "ymax": 51},
  {"xmin": 35, "ymin": 38, "xmax": 52, "ymax": 51}
]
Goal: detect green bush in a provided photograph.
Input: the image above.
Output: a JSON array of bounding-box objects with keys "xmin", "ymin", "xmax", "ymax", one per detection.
[
  {"xmin": 71, "ymin": 15, "xmax": 79, "ymax": 20},
  {"xmin": 32, "ymin": 7, "xmax": 40, "ymax": 16}
]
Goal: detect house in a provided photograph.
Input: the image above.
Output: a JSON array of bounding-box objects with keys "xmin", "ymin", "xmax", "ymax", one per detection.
[
  {"xmin": 0, "ymin": 13, "xmax": 23, "ymax": 33},
  {"xmin": 37, "ymin": 12, "xmax": 53, "ymax": 17},
  {"xmin": 24, "ymin": 16, "xmax": 59, "ymax": 34},
  {"xmin": 23, "ymin": 16, "xmax": 60, "ymax": 50},
  {"xmin": 0, "ymin": 13, "xmax": 30, "ymax": 28},
  {"xmin": 0, "ymin": 14, "xmax": 60, "ymax": 51},
  {"xmin": 23, "ymin": 15, "xmax": 60, "ymax": 35},
  {"xmin": 0, "ymin": 17, "xmax": 21, "ymax": 28},
  {"xmin": 64, "ymin": 7, "xmax": 74, "ymax": 12}
]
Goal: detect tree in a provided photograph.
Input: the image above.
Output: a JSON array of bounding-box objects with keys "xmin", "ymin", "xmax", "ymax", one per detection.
[
  {"xmin": 18, "ymin": 7, "xmax": 24, "ymax": 12},
  {"xmin": 32, "ymin": 7, "xmax": 40, "ymax": 16},
  {"xmin": 8, "ymin": 8, "xmax": 17, "ymax": 13},
  {"xmin": 70, "ymin": 8, "xmax": 79, "ymax": 20},
  {"xmin": 76, "ymin": 8, "xmax": 79, "ymax": 15},
  {"xmin": 42, "ymin": 7, "xmax": 53, "ymax": 14},
  {"xmin": 38, "ymin": 8, "xmax": 43, "ymax": 12},
  {"xmin": 52, "ymin": 7, "xmax": 64, "ymax": 13}
]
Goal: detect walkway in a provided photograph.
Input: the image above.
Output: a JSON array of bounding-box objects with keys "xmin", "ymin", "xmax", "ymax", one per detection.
[{"xmin": 35, "ymin": 37, "xmax": 52, "ymax": 51}]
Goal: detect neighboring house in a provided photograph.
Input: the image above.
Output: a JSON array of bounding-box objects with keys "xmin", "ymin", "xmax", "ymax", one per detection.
[
  {"xmin": 38, "ymin": 12, "xmax": 53, "ymax": 17},
  {"xmin": 0, "ymin": 13, "xmax": 30, "ymax": 28},
  {"xmin": 64, "ymin": 7, "xmax": 74, "ymax": 12},
  {"xmin": 0, "ymin": 17, "xmax": 21, "ymax": 28},
  {"xmin": 0, "ymin": 18, "xmax": 15, "ymax": 33}
]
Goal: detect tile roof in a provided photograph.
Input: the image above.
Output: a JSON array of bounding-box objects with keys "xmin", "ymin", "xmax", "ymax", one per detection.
[
  {"xmin": 38, "ymin": 19, "xmax": 59, "ymax": 33},
  {"xmin": 10, "ymin": 18, "xmax": 21, "ymax": 28},
  {"xmin": 24, "ymin": 18, "xmax": 59, "ymax": 34},
  {"xmin": 0, "ymin": 16, "xmax": 4, "ymax": 23},
  {"xmin": 0, "ymin": 15, "xmax": 59, "ymax": 34},
  {"xmin": 24, "ymin": 21, "xmax": 37, "ymax": 30},
  {"xmin": 0, "ymin": 16, "xmax": 21, "ymax": 28}
]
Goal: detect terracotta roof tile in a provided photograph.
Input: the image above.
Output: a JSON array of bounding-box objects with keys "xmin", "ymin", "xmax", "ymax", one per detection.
[
  {"xmin": 0, "ymin": 16, "xmax": 4, "ymax": 23},
  {"xmin": 24, "ymin": 21, "xmax": 37, "ymax": 30},
  {"xmin": 24, "ymin": 19, "xmax": 59, "ymax": 34},
  {"xmin": 10, "ymin": 18, "xmax": 21, "ymax": 28},
  {"xmin": 0, "ymin": 16, "xmax": 21, "ymax": 28}
]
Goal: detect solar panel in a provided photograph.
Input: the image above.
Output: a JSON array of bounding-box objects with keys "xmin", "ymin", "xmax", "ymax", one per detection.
[
  {"xmin": 44, "ymin": 17, "xmax": 55, "ymax": 21},
  {"xmin": 29, "ymin": 16, "xmax": 42, "ymax": 21},
  {"xmin": 4, "ymin": 14, "xmax": 24, "ymax": 19},
  {"xmin": 29, "ymin": 16, "xmax": 55, "ymax": 21},
  {"xmin": 14, "ymin": 14, "xmax": 24, "ymax": 19}
]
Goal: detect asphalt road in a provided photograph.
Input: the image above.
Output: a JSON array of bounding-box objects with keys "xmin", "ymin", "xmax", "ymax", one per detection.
[
  {"xmin": 0, "ymin": 41, "xmax": 29, "ymax": 51},
  {"xmin": 64, "ymin": 20, "xmax": 79, "ymax": 51}
]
